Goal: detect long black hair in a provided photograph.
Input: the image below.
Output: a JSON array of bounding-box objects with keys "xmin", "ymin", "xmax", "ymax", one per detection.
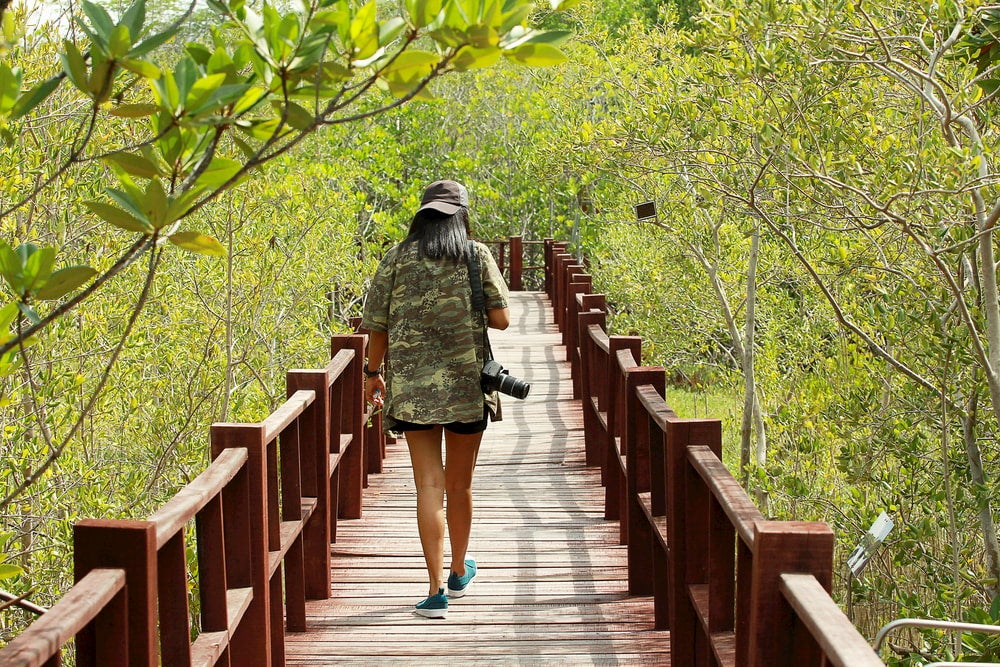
[{"xmin": 403, "ymin": 207, "xmax": 472, "ymax": 262}]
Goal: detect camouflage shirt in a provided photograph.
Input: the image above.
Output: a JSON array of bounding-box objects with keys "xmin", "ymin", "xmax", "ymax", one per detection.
[{"xmin": 360, "ymin": 241, "xmax": 509, "ymax": 431}]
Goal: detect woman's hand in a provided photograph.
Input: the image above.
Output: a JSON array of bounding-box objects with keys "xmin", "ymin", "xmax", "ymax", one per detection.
[{"xmin": 365, "ymin": 374, "xmax": 386, "ymax": 407}]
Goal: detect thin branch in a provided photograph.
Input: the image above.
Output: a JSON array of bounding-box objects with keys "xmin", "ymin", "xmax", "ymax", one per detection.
[{"xmin": 0, "ymin": 242, "xmax": 164, "ymax": 513}]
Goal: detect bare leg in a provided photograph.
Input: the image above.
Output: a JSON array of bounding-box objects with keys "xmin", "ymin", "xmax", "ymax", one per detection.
[
  {"xmin": 405, "ymin": 427, "xmax": 446, "ymax": 596},
  {"xmin": 444, "ymin": 429, "xmax": 483, "ymax": 576}
]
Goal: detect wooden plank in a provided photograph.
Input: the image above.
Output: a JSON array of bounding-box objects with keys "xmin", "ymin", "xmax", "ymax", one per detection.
[{"xmin": 286, "ymin": 293, "xmax": 672, "ymax": 665}]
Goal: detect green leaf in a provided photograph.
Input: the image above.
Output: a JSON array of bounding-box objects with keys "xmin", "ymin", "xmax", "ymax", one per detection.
[
  {"xmin": 60, "ymin": 40, "xmax": 90, "ymax": 93},
  {"xmin": 236, "ymin": 117, "xmax": 282, "ymax": 141},
  {"xmin": 232, "ymin": 85, "xmax": 269, "ymax": 115},
  {"xmin": 109, "ymin": 24, "xmax": 132, "ymax": 59},
  {"xmin": 81, "ymin": 0, "xmax": 115, "ymax": 41},
  {"xmin": 549, "ymin": 0, "xmax": 582, "ymax": 9},
  {"xmin": 84, "ymin": 200, "xmax": 152, "ymax": 233},
  {"xmin": 109, "ymin": 102, "xmax": 161, "ymax": 118},
  {"xmin": 0, "ymin": 62, "xmax": 21, "ymax": 115},
  {"xmin": 350, "ymin": 1, "xmax": 380, "ymax": 60},
  {"xmin": 501, "ymin": 26, "xmax": 571, "ymax": 49},
  {"xmin": 504, "ymin": 43, "xmax": 567, "ymax": 67},
  {"xmin": 380, "ymin": 71, "xmax": 435, "ymax": 100},
  {"xmin": 0, "ymin": 563, "xmax": 23, "ymax": 580},
  {"xmin": 405, "ymin": 0, "xmax": 442, "ymax": 28},
  {"xmin": 120, "ymin": 0, "xmax": 146, "ymax": 39},
  {"xmin": 0, "ymin": 303, "xmax": 18, "ymax": 332},
  {"xmin": 35, "ymin": 266, "xmax": 97, "ymax": 300},
  {"xmin": 23, "ymin": 246, "xmax": 55, "ymax": 288},
  {"xmin": 452, "ymin": 45, "xmax": 501, "ymax": 71},
  {"xmin": 145, "ymin": 178, "xmax": 169, "ymax": 229},
  {"xmin": 107, "ymin": 188, "xmax": 151, "ymax": 224},
  {"xmin": 10, "ymin": 74, "xmax": 62, "ymax": 120},
  {"xmin": 185, "ymin": 72, "xmax": 227, "ymax": 114},
  {"xmin": 0, "ymin": 242, "xmax": 21, "ymax": 293},
  {"xmin": 17, "ymin": 303, "xmax": 40, "ymax": 326},
  {"xmin": 118, "ymin": 58, "xmax": 161, "ymax": 79},
  {"xmin": 467, "ymin": 24, "xmax": 499, "ymax": 48},
  {"xmin": 283, "ymin": 100, "xmax": 314, "ymax": 130},
  {"xmin": 379, "ymin": 17, "xmax": 407, "ymax": 46},
  {"xmin": 87, "ymin": 56, "xmax": 114, "ymax": 100},
  {"xmin": 381, "ymin": 50, "xmax": 440, "ymax": 76},
  {"xmin": 128, "ymin": 25, "xmax": 179, "ymax": 58},
  {"xmin": 979, "ymin": 79, "xmax": 1000, "ymax": 95},
  {"xmin": 163, "ymin": 186, "xmax": 205, "ymax": 224},
  {"xmin": 168, "ymin": 231, "xmax": 227, "ymax": 256},
  {"xmin": 500, "ymin": 3, "xmax": 531, "ymax": 33},
  {"xmin": 194, "ymin": 158, "xmax": 244, "ymax": 188}
]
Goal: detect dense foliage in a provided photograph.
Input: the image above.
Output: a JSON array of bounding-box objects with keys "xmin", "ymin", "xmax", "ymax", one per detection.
[{"xmin": 3, "ymin": 0, "xmax": 1000, "ymax": 664}]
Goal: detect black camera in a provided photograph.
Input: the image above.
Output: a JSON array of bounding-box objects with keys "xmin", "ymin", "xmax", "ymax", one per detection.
[{"xmin": 481, "ymin": 360, "xmax": 531, "ymax": 399}]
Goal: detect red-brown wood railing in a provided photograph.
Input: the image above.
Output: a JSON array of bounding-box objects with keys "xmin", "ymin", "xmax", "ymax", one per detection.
[
  {"xmin": 0, "ymin": 235, "xmax": 883, "ymax": 667},
  {"xmin": 545, "ymin": 239, "xmax": 885, "ymax": 667},
  {"xmin": 483, "ymin": 235, "xmax": 545, "ymax": 291},
  {"xmin": 0, "ymin": 235, "xmax": 538, "ymax": 667},
  {"xmin": 0, "ymin": 334, "xmax": 384, "ymax": 667}
]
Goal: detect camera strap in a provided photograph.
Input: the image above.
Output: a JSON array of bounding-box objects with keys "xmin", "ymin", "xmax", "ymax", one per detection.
[{"xmin": 466, "ymin": 240, "xmax": 494, "ymax": 362}]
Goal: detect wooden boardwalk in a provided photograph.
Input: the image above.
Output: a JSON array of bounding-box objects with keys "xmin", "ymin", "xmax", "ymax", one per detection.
[{"xmin": 284, "ymin": 292, "xmax": 671, "ymax": 666}]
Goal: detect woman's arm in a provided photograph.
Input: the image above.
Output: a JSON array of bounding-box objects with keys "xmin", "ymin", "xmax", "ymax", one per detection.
[
  {"xmin": 364, "ymin": 330, "xmax": 388, "ymax": 406},
  {"xmin": 487, "ymin": 307, "xmax": 510, "ymax": 330}
]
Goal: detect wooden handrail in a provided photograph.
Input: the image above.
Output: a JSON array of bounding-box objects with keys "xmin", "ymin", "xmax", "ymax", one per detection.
[
  {"xmin": 0, "ymin": 568, "xmax": 126, "ymax": 667},
  {"xmin": 148, "ymin": 447, "xmax": 249, "ymax": 549},
  {"xmin": 0, "ymin": 330, "xmax": 382, "ymax": 667},
  {"xmin": 687, "ymin": 445, "xmax": 764, "ymax": 548},
  {"xmin": 780, "ymin": 574, "xmax": 883, "ymax": 667},
  {"xmin": 260, "ymin": 389, "xmax": 315, "ymax": 442},
  {"xmin": 559, "ymin": 239, "xmax": 888, "ymax": 666}
]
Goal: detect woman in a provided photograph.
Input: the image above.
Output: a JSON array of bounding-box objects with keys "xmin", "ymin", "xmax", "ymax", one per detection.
[{"xmin": 360, "ymin": 180, "xmax": 510, "ymax": 619}]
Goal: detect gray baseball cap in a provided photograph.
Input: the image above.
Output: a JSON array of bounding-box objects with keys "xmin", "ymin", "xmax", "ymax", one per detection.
[{"xmin": 417, "ymin": 180, "xmax": 469, "ymax": 215}]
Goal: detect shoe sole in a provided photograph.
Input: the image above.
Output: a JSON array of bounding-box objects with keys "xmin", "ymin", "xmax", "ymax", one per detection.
[{"xmin": 414, "ymin": 607, "xmax": 448, "ymax": 619}]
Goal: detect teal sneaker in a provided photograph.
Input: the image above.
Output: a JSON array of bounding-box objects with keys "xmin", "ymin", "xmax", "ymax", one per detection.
[
  {"xmin": 414, "ymin": 588, "xmax": 448, "ymax": 619},
  {"xmin": 446, "ymin": 558, "xmax": 477, "ymax": 598}
]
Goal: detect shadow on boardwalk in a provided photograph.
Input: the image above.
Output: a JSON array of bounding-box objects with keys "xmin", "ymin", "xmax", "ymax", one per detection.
[{"xmin": 284, "ymin": 292, "xmax": 671, "ymax": 666}]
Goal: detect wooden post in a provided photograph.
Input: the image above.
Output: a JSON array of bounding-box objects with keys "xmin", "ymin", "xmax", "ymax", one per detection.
[
  {"xmin": 509, "ymin": 235, "xmax": 523, "ymax": 291},
  {"xmin": 560, "ymin": 263, "xmax": 585, "ymax": 346},
  {"xmin": 604, "ymin": 337, "xmax": 641, "ymax": 523},
  {"xmin": 748, "ymin": 522, "xmax": 835, "ymax": 667},
  {"xmin": 624, "ymin": 367, "xmax": 665, "ymax": 596},
  {"xmin": 331, "ymin": 335, "xmax": 365, "ymax": 519},
  {"xmin": 74, "ymin": 520, "xmax": 157, "ymax": 667},
  {"xmin": 566, "ymin": 274, "xmax": 591, "ymax": 356},
  {"xmin": 578, "ymin": 309, "xmax": 607, "ymax": 467},
  {"xmin": 287, "ymin": 369, "xmax": 332, "ymax": 599},
  {"xmin": 211, "ymin": 423, "xmax": 272, "ymax": 667},
  {"xmin": 665, "ymin": 418, "xmax": 724, "ymax": 666},
  {"xmin": 552, "ymin": 253, "xmax": 572, "ymax": 330},
  {"xmin": 649, "ymin": 417, "xmax": 670, "ymax": 630}
]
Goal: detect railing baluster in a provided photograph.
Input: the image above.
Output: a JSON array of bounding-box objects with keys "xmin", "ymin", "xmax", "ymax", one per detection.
[{"xmin": 211, "ymin": 424, "xmax": 271, "ymax": 666}]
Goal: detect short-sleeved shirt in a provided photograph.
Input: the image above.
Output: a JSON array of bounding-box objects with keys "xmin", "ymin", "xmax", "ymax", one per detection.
[{"xmin": 360, "ymin": 240, "xmax": 509, "ymax": 432}]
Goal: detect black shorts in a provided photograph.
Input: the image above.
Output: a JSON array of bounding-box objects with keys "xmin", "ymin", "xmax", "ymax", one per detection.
[{"xmin": 392, "ymin": 407, "xmax": 489, "ymax": 435}]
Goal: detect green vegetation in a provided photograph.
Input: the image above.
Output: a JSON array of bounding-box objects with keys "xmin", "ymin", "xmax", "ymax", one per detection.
[{"xmin": 2, "ymin": 0, "xmax": 1000, "ymax": 664}]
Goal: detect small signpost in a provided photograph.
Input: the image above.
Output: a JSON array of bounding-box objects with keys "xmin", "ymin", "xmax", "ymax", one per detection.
[
  {"xmin": 634, "ymin": 201, "xmax": 657, "ymax": 222},
  {"xmin": 846, "ymin": 511, "xmax": 894, "ymax": 621},
  {"xmin": 847, "ymin": 512, "xmax": 894, "ymax": 578}
]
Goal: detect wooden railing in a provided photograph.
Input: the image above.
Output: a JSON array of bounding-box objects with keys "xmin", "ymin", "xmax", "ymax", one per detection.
[
  {"xmin": 544, "ymin": 239, "xmax": 886, "ymax": 667},
  {"xmin": 0, "ymin": 334, "xmax": 385, "ymax": 667},
  {"xmin": 483, "ymin": 235, "xmax": 546, "ymax": 291}
]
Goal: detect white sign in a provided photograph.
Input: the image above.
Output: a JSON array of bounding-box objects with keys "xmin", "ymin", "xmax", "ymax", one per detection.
[{"xmin": 847, "ymin": 512, "xmax": 894, "ymax": 578}]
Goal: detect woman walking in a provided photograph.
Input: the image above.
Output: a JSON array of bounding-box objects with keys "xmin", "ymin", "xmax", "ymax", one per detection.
[{"xmin": 360, "ymin": 180, "xmax": 510, "ymax": 618}]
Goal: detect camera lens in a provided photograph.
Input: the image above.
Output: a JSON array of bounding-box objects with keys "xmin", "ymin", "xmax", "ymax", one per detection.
[{"xmin": 497, "ymin": 373, "xmax": 531, "ymax": 400}]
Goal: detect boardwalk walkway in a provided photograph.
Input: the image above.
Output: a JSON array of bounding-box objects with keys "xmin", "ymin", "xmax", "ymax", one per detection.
[{"xmin": 285, "ymin": 292, "xmax": 671, "ymax": 665}]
